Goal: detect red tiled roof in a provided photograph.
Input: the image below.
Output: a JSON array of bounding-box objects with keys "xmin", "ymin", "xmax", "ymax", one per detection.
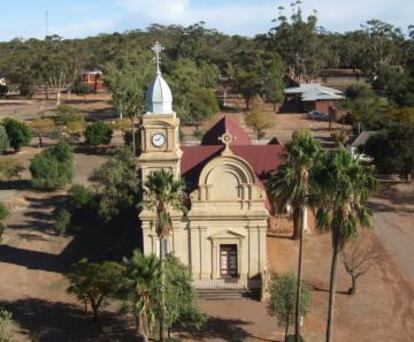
[
  {"xmin": 180, "ymin": 117, "xmax": 285, "ymax": 210},
  {"xmin": 201, "ymin": 116, "xmax": 252, "ymax": 146},
  {"xmin": 230, "ymin": 145, "xmax": 285, "ymax": 180},
  {"xmin": 181, "ymin": 144, "xmax": 285, "ymax": 189},
  {"xmin": 181, "ymin": 145, "xmax": 223, "ymax": 177}
]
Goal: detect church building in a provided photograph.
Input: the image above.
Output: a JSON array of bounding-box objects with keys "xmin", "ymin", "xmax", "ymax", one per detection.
[{"xmin": 138, "ymin": 43, "xmax": 285, "ymax": 291}]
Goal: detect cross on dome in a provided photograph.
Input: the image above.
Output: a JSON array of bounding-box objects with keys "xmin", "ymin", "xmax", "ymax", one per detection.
[
  {"xmin": 152, "ymin": 41, "xmax": 164, "ymax": 75},
  {"xmin": 145, "ymin": 41, "xmax": 173, "ymax": 115}
]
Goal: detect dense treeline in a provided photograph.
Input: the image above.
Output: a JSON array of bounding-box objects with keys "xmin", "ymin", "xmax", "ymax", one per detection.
[
  {"xmin": 1, "ymin": 3, "xmax": 413, "ymax": 104},
  {"xmin": 1, "ymin": 3, "xmax": 414, "ymax": 181}
]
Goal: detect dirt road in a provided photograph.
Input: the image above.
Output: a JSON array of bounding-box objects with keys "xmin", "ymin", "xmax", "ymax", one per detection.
[{"xmin": 370, "ymin": 181, "xmax": 414, "ymax": 284}]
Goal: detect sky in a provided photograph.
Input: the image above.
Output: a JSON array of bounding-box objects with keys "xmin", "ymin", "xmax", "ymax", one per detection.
[{"xmin": 0, "ymin": 0, "xmax": 413, "ymax": 41}]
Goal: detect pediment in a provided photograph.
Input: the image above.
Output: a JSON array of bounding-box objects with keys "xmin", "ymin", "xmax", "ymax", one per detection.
[{"xmin": 208, "ymin": 229, "xmax": 246, "ymax": 239}]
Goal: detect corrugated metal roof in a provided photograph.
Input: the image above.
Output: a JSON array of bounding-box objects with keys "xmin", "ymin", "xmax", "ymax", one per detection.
[{"xmin": 285, "ymin": 83, "xmax": 344, "ymax": 101}]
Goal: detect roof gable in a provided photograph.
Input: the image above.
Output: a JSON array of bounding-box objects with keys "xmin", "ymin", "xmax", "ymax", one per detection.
[{"xmin": 201, "ymin": 116, "xmax": 252, "ymax": 146}]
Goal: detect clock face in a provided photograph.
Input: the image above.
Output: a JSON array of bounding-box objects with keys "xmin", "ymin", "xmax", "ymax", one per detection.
[{"xmin": 152, "ymin": 133, "xmax": 166, "ymax": 147}]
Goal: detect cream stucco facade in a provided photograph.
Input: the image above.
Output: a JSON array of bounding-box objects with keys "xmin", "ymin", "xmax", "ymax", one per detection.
[
  {"xmin": 138, "ymin": 46, "xmax": 271, "ymax": 291},
  {"xmin": 138, "ymin": 111, "xmax": 269, "ymax": 290}
]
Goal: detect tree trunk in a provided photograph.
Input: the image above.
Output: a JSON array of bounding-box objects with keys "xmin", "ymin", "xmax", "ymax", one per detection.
[
  {"xmin": 292, "ymin": 207, "xmax": 301, "ymax": 240},
  {"xmin": 245, "ymin": 97, "xmax": 250, "ymax": 110},
  {"xmin": 326, "ymin": 239, "xmax": 340, "ymax": 342},
  {"xmin": 44, "ymin": 85, "xmax": 49, "ymax": 100},
  {"xmin": 348, "ymin": 276, "xmax": 357, "ymax": 295},
  {"xmin": 285, "ymin": 317, "xmax": 290, "ymax": 340},
  {"xmin": 56, "ymin": 89, "xmax": 61, "ymax": 106},
  {"xmin": 294, "ymin": 207, "xmax": 304, "ymax": 342},
  {"xmin": 91, "ymin": 301, "xmax": 99, "ymax": 321},
  {"xmin": 159, "ymin": 238, "xmax": 166, "ymax": 342},
  {"xmin": 273, "ymin": 102, "xmax": 277, "ymax": 112}
]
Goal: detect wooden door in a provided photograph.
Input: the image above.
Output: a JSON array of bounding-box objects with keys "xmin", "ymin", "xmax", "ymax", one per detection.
[{"xmin": 220, "ymin": 244, "xmax": 238, "ymax": 278}]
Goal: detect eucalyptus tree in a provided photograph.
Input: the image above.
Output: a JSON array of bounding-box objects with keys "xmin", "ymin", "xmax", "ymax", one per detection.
[
  {"xmin": 263, "ymin": 53, "xmax": 285, "ymax": 111},
  {"xmin": 312, "ymin": 148, "xmax": 377, "ymax": 342},
  {"xmin": 265, "ymin": 130, "xmax": 322, "ymax": 342},
  {"xmin": 268, "ymin": 2, "xmax": 323, "ymax": 81},
  {"xmin": 143, "ymin": 169, "xmax": 186, "ymax": 342},
  {"xmin": 103, "ymin": 53, "xmax": 152, "ymax": 155}
]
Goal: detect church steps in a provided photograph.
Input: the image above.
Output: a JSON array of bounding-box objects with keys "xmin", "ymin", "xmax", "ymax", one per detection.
[{"xmin": 196, "ymin": 288, "xmax": 260, "ymax": 300}]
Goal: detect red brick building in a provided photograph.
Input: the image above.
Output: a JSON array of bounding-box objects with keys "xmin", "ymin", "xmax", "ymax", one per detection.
[{"xmin": 79, "ymin": 70, "xmax": 106, "ymax": 92}]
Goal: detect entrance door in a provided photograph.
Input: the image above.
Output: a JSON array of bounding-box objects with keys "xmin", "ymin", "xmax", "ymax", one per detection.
[{"xmin": 220, "ymin": 244, "xmax": 238, "ymax": 278}]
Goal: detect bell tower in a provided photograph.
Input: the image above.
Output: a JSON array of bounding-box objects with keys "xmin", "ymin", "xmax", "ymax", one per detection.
[{"xmin": 138, "ymin": 41, "xmax": 182, "ymax": 183}]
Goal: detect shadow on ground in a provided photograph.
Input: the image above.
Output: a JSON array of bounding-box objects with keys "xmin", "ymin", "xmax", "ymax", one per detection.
[
  {"xmin": 369, "ymin": 181, "xmax": 414, "ymax": 213},
  {"xmin": 2, "ymin": 193, "xmax": 142, "ymax": 273},
  {"xmin": 0, "ymin": 298, "xmax": 137, "ymax": 342},
  {"xmin": 181, "ymin": 316, "xmax": 280, "ymax": 342}
]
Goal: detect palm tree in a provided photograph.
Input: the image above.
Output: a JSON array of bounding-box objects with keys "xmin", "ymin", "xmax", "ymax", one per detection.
[
  {"xmin": 265, "ymin": 130, "xmax": 322, "ymax": 342},
  {"xmin": 312, "ymin": 148, "xmax": 377, "ymax": 342},
  {"xmin": 143, "ymin": 169, "xmax": 186, "ymax": 342},
  {"xmin": 123, "ymin": 250, "xmax": 160, "ymax": 342}
]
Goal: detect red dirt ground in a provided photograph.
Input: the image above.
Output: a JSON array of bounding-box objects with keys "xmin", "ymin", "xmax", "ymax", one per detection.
[{"xmin": 1, "ymin": 95, "xmax": 413, "ymax": 341}]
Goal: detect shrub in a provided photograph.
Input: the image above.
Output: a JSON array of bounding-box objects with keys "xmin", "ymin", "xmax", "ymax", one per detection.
[
  {"xmin": 69, "ymin": 184, "xmax": 94, "ymax": 209},
  {"xmin": 56, "ymin": 104, "xmax": 77, "ymax": 115},
  {"xmin": 2, "ymin": 118, "xmax": 31, "ymax": 151},
  {"xmin": 67, "ymin": 259, "xmax": 125, "ymax": 320},
  {"xmin": 0, "ymin": 203, "xmax": 9, "ymax": 243},
  {"xmin": 192, "ymin": 129, "xmax": 204, "ymax": 140},
  {"xmin": 85, "ymin": 121, "xmax": 113, "ymax": 145},
  {"xmin": 109, "ymin": 119, "xmax": 133, "ymax": 131},
  {"xmin": 267, "ymin": 274, "xmax": 310, "ymax": 340},
  {"xmin": 28, "ymin": 117, "xmax": 56, "ymax": 147},
  {"xmin": 0, "ymin": 223, "xmax": 5, "ymax": 243},
  {"xmin": 54, "ymin": 209, "xmax": 71, "ymax": 235},
  {"xmin": 330, "ymin": 130, "xmax": 348, "ymax": 146},
  {"xmin": 19, "ymin": 82, "xmax": 35, "ymax": 97},
  {"xmin": 0, "ymin": 308, "xmax": 12, "ymax": 342},
  {"xmin": 0, "ymin": 84, "xmax": 8, "ymax": 98},
  {"xmin": 0, "ymin": 158, "xmax": 25, "ymax": 182},
  {"xmin": 72, "ymin": 83, "xmax": 95, "ymax": 95},
  {"xmin": 54, "ymin": 113, "xmax": 84, "ymax": 128},
  {"xmin": 0, "ymin": 203, "xmax": 9, "ymax": 222},
  {"xmin": 0, "ymin": 126, "xmax": 9, "ymax": 154},
  {"xmin": 29, "ymin": 140, "xmax": 74, "ymax": 191}
]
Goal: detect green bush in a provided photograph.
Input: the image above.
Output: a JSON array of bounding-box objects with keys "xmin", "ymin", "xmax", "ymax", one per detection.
[
  {"xmin": 0, "ymin": 157, "xmax": 25, "ymax": 182},
  {"xmin": 85, "ymin": 121, "xmax": 113, "ymax": 145},
  {"xmin": 29, "ymin": 140, "xmax": 74, "ymax": 191},
  {"xmin": 0, "ymin": 307, "xmax": 12, "ymax": 341},
  {"xmin": 19, "ymin": 82, "xmax": 35, "ymax": 97},
  {"xmin": 2, "ymin": 118, "xmax": 31, "ymax": 151},
  {"xmin": 0, "ymin": 126, "xmax": 9, "ymax": 154},
  {"xmin": 54, "ymin": 209, "xmax": 71, "ymax": 235},
  {"xmin": 0, "ymin": 203, "xmax": 8, "ymax": 243},
  {"xmin": 69, "ymin": 184, "xmax": 94, "ymax": 209},
  {"xmin": 72, "ymin": 83, "xmax": 95, "ymax": 95},
  {"xmin": 0, "ymin": 223, "xmax": 5, "ymax": 243},
  {"xmin": 56, "ymin": 104, "xmax": 77, "ymax": 115},
  {"xmin": 192, "ymin": 129, "xmax": 204, "ymax": 140},
  {"xmin": 0, "ymin": 203, "xmax": 9, "ymax": 221}
]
